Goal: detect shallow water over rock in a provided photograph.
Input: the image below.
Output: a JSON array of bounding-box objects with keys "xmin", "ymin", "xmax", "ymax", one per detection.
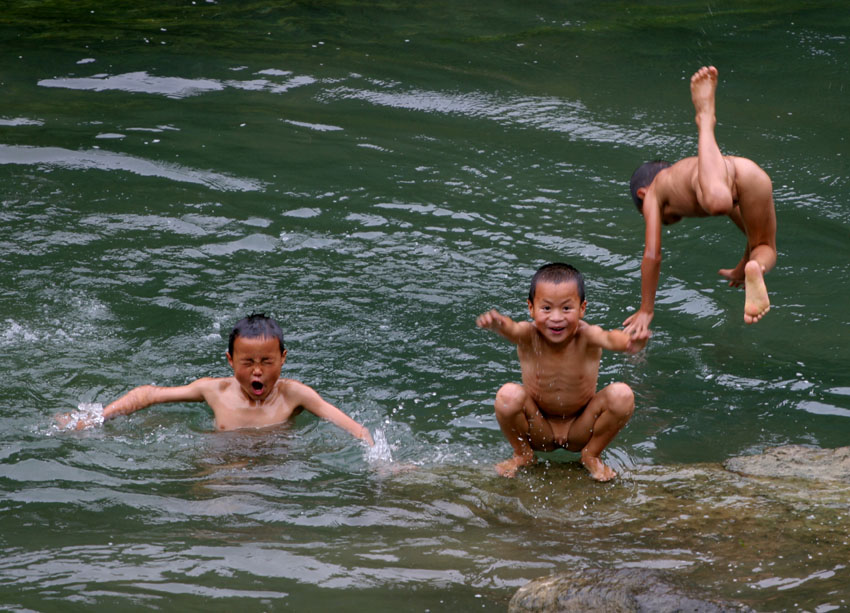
[{"xmin": 508, "ymin": 445, "xmax": 850, "ymax": 611}]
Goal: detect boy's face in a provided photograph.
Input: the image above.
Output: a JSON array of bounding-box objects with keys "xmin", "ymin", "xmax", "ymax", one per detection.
[
  {"xmin": 226, "ymin": 335, "xmax": 287, "ymax": 402},
  {"xmin": 527, "ymin": 280, "xmax": 586, "ymax": 344}
]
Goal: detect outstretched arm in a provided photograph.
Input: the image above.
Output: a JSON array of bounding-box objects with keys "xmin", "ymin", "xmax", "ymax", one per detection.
[
  {"xmin": 584, "ymin": 324, "xmax": 647, "ymax": 354},
  {"xmin": 292, "ymin": 382, "xmax": 374, "ymax": 446},
  {"xmin": 102, "ymin": 380, "xmax": 208, "ymax": 419},
  {"xmin": 623, "ymin": 188, "xmax": 662, "ymax": 340},
  {"xmin": 476, "ymin": 309, "xmax": 531, "ymax": 345},
  {"xmin": 55, "ymin": 380, "xmax": 209, "ymax": 429}
]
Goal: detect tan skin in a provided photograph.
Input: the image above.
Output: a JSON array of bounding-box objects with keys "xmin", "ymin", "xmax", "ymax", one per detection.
[
  {"xmin": 57, "ymin": 335, "xmax": 374, "ymax": 445},
  {"xmin": 623, "ymin": 66, "xmax": 776, "ymax": 340},
  {"xmin": 477, "ymin": 280, "xmax": 645, "ymax": 481}
]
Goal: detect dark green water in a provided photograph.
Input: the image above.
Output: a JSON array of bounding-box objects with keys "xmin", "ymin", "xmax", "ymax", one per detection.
[{"xmin": 1, "ymin": 1, "xmax": 849, "ymax": 610}]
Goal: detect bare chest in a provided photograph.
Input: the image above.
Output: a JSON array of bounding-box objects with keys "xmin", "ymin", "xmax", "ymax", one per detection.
[
  {"xmin": 516, "ymin": 342, "xmax": 600, "ymax": 412},
  {"xmin": 209, "ymin": 387, "xmax": 298, "ymax": 431}
]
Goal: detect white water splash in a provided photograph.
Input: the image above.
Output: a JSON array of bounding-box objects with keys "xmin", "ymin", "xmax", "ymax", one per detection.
[
  {"xmin": 365, "ymin": 426, "xmax": 394, "ymax": 464},
  {"xmin": 56, "ymin": 402, "xmax": 105, "ymax": 431}
]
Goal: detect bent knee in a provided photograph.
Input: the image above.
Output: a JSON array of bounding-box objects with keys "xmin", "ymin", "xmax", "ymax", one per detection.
[
  {"xmin": 495, "ymin": 383, "xmax": 526, "ymax": 417},
  {"xmin": 606, "ymin": 383, "xmax": 635, "ymax": 419},
  {"xmin": 700, "ymin": 188, "xmax": 734, "ymax": 216}
]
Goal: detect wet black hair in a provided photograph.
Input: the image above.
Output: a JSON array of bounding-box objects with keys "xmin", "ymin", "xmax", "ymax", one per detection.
[
  {"xmin": 228, "ymin": 313, "xmax": 285, "ymax": 355},
  {"xmin": 629, "ymin": 160, "xmax": 671, "ymax": 213},
  {"xmin": 528, "ymin": 263, "xmax": 585, "ymax": 304}
]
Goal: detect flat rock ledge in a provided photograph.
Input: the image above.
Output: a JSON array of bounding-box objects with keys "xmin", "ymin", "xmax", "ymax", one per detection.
[
  {"xmin": 508, "ymin": 568, "xmax": 754, "ymax": 613},
  {"xmin": 510, "ymin": 446, "xmax": 850, "ymax": 612},
  {"xmin": 723, "ymin": 444, "xmax": 850, "ymax": 482}
]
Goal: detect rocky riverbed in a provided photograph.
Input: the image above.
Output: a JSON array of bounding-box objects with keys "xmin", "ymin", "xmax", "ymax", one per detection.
[{"xmin": 507, "ymin": 445, "xmax": 850, "ymax": 612}]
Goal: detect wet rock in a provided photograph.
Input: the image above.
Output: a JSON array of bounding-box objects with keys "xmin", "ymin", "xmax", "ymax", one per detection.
[
  {"xmin": 723, "ymin": 445, "xmax": 850, "ymax": 482},
  {"xmin": 508, "ymin": 568, "xmax": 754, "ymax": 613}
]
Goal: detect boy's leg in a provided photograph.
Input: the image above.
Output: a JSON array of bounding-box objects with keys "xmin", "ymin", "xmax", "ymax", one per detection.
[
  {"xmin": 493, "ymin": 383, "xmax": 556, "ymax": 477},
  {"xmin": 566, "ymin": 382, "xmax": 634, "ymax": 481},
  {"xmin": 736, "ymin": 160, "xmax": 776, "ymax": 324},
  {"xmin": 691, "ymin": 66, "xmax": 735, "ymax": 216},
  {"xmin": 693, "ymin": 65, "xmax": 776, "ymax": 324}
]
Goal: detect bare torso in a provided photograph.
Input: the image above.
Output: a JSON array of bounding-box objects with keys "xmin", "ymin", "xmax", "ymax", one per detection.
[
  {"xmin": 202, "ymin": 377, "xmax": 305, "ymax": 430},
  {"xmin": 654, "ymin": 155, "xmax": 775, "ymax": 248},
  {"xmin": 516, "ymin": 321, "xmax": 601, "ymax": 418}
]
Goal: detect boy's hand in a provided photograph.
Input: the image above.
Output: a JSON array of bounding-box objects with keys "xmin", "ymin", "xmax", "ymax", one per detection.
[
  {"xmin": 623, "ymin": 310, "xmax": 653, "ymax": 341},
  {"xmin": 625, "ymin": 334, "xmax": 649, "ymax": 354},
  {"xmin": 476, "ymin": 309, "xmax": 507, "ymax": 331},
  {"xmin": 54, "ymin": 412, "xmax": 86, "ymax": 430},
  {"xmin": 54, "ymin": 403, "xmax": 105, "ymax": 430}
]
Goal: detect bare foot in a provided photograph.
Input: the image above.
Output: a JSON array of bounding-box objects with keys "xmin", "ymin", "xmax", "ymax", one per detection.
[
  {"xmin": 690, "ymin": 65, "xmax": 718, "ymax": 127},
  {"xmin": 495, "ymin": 453, "xmax": 536, "ymax": 478},
  {"xmin": 744, "ymin": 259, "xmax": 770, "ymax": 324},
  {"xmin": 718, "ymin": 265, "xmax": 744, "ymax": 287},
  {"xmin": 581, "ymin": 449, "xmax": 617, "ymax": 482}
]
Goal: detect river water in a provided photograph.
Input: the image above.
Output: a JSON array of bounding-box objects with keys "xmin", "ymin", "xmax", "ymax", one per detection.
[{"xmin": 1, "ymin": 1, "xmax": 849, "ymax": 611}]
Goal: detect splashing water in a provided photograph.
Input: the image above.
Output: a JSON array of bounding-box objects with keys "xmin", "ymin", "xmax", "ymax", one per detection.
[
  {"xmin": 365, "ymin": 426, "xmax": 394, "ymax": 464},
  {"xmin": 55, "ymin": 402, "xmax": 104, "ymax": 431}
]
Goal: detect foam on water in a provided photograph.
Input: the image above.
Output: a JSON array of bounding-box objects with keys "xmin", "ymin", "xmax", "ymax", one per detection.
[
  {"xmin": 365, "ymin": 426, "xmax": 394, "ymax": 464},
  {"xmin": 54, "ymin": 403, "xmax": 105, "ymax": 431}
]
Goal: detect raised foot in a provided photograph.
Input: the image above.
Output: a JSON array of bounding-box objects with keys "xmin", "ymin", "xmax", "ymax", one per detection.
[
  {"xmin": 495, "ymin": 453, "xmax": 536, "ymax": 478},
  {"xmin": 744, "ymin": 260, "xmax": 770, "ymax": 324},
  {"xmin": 690, "ymin": 65, "xmax": 718, "ymax": 125},
  {"xmin": 581, "ymin": 450, "xmax": 617, "ymax": 482}
]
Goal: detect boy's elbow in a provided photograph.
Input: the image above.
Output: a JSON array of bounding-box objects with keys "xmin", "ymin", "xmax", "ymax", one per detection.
[{"xmin": 642, "ymin": 250, "xmax": 662, "ymax": 266}]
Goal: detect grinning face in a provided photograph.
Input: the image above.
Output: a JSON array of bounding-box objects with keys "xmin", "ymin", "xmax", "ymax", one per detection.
[
  {"xmin": 527, "ymin": 280, "xmax": 586, "ymax": 344},
  {"xmin": 226, "ymin": 335, "xmax": 286, "ymax": 403}
]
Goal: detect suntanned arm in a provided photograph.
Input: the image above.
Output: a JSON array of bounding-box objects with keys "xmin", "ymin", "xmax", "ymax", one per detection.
[
  {"xmin": 623, "ymin": 186, "xmax": 663, "ymax": 340},
  {"xmin": 55, "ymin": 379, "xmax": 211, "ymax": 430},
  {"xmin": 290, "ymin": 381, "xmax": 375, "ymax": 446},
  {"xmin": 103, "ymin": 379, "xmax": 210, "ymax": 419},
  {"xmin": 583, "ymin": 324, "xmax": 647, "ymax": 354},
  {"xmin": 475, "ymin": 309, "xmax": 533, "ymax": 345}
]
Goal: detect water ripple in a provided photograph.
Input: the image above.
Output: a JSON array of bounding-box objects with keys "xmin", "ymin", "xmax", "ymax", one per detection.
[{"xmin": 0, "ymin": 144, "xmax": 264, "ymax": 192}]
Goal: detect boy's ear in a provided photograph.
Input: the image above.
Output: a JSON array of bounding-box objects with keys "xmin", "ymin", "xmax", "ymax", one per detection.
[
  {"xmin": 580, "ymin": 300, "xmax": 587, "ymax": 318},
  {"xmin": 527, "ymin": 299, "xmax": 534, "ymax": 315},
  {"xmin": 226, "ymin": 351, "xmax": 234, "ymax": 368},
  {"xmin": 637, "ymin": 186, "xmax": 647, "ymax": 199},
  {"xmin": 281, "ymin": 349, "xmax": 287, "ymax": 364}
]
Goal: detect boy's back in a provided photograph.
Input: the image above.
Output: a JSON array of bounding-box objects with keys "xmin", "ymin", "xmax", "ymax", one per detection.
[{"xmin": 625, "ymin": 66, "xmax": 776, "ymax": 338}]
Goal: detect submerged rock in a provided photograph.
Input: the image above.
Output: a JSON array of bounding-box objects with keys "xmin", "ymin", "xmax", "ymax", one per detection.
[
  {"xmin": 723, "ymin": 445, "xmax": 850, "ymax": 482},
  {"xmin": 507, "ymin": 445, "xmax": 850, "ymax": 612},
  {"xmin": 508, "ymin": 568, "xmax": 754, "ymax": 613}
]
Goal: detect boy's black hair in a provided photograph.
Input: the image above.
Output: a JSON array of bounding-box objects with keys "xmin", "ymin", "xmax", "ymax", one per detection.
[
  {"xmin": 528, "ymin": 263, "xmax": 585, "ymax": 304},
  {"xmin": 228, "ymin": 313, "xmax": 285, "ymax": 355},
  {"xmin": 629, "ymin": 160, "xmax": 671, "ymax": 213}
]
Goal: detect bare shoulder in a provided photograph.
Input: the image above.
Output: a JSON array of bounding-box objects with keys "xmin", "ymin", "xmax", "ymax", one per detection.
[
  {"xmin": 190, "ymin": 376, "xmax": 238, "ymax": 401},
  {"xmin": 514, "ymin": 320, "xmax": 536, "ymax": 338},
  {"xmin": 278, "ymin": 378, "xmax": 319, "ymax": 403},
  {"xmin": 647, "ymin": 157, "xmax": 697, "ymax": 206},
  {"xmin": 576, "ymin": 321, "xmax": 605, "ymax": 345},
  {"xmin": 194, "ymin": 376, "xmax": 234, "ymax": 392}
]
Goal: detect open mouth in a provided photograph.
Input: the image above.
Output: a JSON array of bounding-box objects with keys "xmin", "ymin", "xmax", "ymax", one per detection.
[{"xmin": 251, "ymin": 381, "xmax": 264, "ymax": 394}]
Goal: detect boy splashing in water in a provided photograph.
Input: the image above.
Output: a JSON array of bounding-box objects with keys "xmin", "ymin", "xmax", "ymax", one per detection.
[
  {"xmin": 58, "ymin": 313, "xmax": 374, "ymax": 445},
  {"xmin": 477, "ymin": 263, "xmax": 645, "ymax": 481},
  {"xmin": 624, "ymin": 66, "xmax": 776, "ymax": 339}
]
